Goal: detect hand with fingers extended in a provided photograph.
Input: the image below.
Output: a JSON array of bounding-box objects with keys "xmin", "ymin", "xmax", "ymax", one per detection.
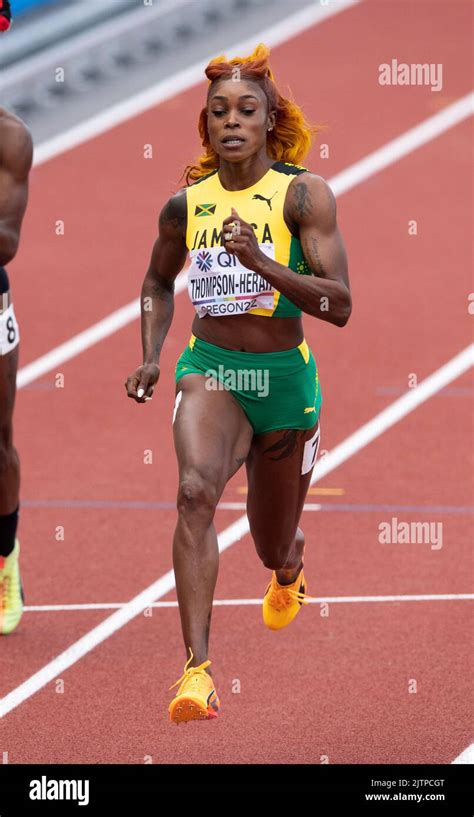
[
  {"xmin": 0, "ymin": 0, "xmax": 12, "ymax": 32},
  {"xmin": 125, "ymin": 362, "xmax": 160, "ymax": 403},
  {"xmin": 222, "ymin": 207, "xmax": 267, "ymax": 271}
]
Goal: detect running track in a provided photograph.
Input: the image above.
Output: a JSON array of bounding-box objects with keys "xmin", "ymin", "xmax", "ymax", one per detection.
[{"xmin": 1, "ymin": 0, "xmax": 473, "ymax": 764}]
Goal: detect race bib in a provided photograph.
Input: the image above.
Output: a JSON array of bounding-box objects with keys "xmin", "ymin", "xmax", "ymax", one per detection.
[
  {"xmin": 188, "ymin": 243, "xmax": 275, "ymax": 317},
  {"xmin": 0, "ymin": 303, "xmax": 20, "ymax": 356}
]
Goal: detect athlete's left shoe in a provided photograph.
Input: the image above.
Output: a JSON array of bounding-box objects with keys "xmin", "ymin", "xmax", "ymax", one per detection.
[
  {"xmin": 168, "ymin": 648, "xmax": 220, "ymax": 724},
  {"xmin": 0, "ymin": 539, "xmax": 24, "ymax": 635},
  {"xmin": 262, "ymin": 568, "xmax": 312, "ymax": 630}
]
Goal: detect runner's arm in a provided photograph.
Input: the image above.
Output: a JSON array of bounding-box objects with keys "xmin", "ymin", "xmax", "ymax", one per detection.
[
  {"xmin": 141, "ymin": 189, "xmax": 188, "ymax": 365},
  {"xmin": 255, "ymin": 174, "xmax": 351, "ymax": 326},
  {"xmin": 0, "ymin": 113, "xmax": 33, "ymax": 266}
]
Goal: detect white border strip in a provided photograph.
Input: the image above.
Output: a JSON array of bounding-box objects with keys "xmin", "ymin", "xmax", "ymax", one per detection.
[
  {"xmin": 18, "ymin": 94, "xmax": 474, "ymax": 390},
  {"xmin": 23, "ymin": 594, "xmax": 474, "ymax": 611},
  {"xmin": 2, "ymin": 344, "xmax": 472, "ymax": 719},
  {"xmin": 452, "ymin": 744, "xmax": 474, "ymax": 764}
]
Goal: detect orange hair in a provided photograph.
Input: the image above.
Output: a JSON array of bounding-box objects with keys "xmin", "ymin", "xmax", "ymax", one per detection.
[{"xmin": 181, "ymin": 43, "xmax": 319, "ymax": 185}]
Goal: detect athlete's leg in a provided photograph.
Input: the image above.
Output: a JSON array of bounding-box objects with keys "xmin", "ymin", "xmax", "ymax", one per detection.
[
  {"xmin": 246, "ymin": 421, "xmax": 320, "ymax": 584},
  {"xmin": 0, "ymin": 284, "xmax": 23, "ymax": 636},
  {"xmin": 172, "ymin": 374, "xmax": 253, "ymax": 668},
  {"xmin": 0, "ymin": 347, "xmax": 19, "ymax": 513},
  {"xmin": 0, "ymin": 286, "xmax": 20, "ymax": 554}
]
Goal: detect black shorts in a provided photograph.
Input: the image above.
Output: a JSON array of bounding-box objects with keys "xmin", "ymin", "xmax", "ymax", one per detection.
[{"xmin": 0, "ymin": 266, "xmax": 10, "ymax": 294}]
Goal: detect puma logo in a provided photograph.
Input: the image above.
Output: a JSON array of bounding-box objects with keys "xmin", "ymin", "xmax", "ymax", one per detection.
[{"xmin": 252, "ymin": 192, "xmax": 277, "ymax": 210}]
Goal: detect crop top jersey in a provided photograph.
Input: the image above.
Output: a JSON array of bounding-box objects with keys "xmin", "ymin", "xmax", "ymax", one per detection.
[{"xmin": 184, "ymin": 160, "xmax": 313, "ymax": 318}]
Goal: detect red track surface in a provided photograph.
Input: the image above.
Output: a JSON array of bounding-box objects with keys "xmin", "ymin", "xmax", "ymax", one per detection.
[{"xmin": 2, "ymin": 0, "xmax": 472, "ymax": 763}]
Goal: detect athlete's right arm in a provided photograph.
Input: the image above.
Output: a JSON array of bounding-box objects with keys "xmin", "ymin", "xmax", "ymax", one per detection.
[
  {"xmin": 125, "ymin": 189, "xmax": 188, "ymax": 403},
  {"xmin": 0, "ymin": 110, "xmax": 33, "ymax": 266}
]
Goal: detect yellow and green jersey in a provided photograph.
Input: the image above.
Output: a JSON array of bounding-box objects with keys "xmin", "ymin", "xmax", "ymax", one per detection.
[{"xmin": 185, "ymin": 160, "xmax": 313, "ymax": 318}]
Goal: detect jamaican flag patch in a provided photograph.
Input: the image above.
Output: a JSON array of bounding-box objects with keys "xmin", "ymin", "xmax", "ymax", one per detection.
[{"xmin": 195, "ymin": 203, "xmax": 216, "ymax": 217}]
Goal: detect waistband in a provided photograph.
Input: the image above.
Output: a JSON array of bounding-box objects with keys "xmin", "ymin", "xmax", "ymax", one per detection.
[{"xmin": 188, "ymin": 334, "xmax": 311, "ymax": 364}]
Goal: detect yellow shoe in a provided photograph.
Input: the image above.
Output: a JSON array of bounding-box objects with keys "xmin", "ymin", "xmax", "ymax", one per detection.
[
  {"xmin": 262, "ymin": 568, "xmax": 311, "ymax": 630},
  {"xmin": 168, "ymin": 648, "xmax": 220, "ymax": 724},
  {"xmin": 0, "ymin": 539, "xmax": 24, "ymax": 635}
]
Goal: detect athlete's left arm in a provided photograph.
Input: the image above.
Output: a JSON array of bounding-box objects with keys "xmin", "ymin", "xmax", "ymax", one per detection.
[
  {"xmin": 232, "ymin": 174, "xmax": 351, "ymax": 327},
  {"xmin": 0, "ymin": 113, "xmax": 33, "ymax": 266}
]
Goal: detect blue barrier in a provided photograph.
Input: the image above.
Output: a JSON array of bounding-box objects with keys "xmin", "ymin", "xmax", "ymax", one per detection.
[{"xmin": 12, "ymin": 0, "xmax": 62, "ymax": 17}]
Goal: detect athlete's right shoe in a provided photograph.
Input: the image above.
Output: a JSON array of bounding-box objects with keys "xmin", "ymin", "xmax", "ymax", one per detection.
[
  {"xmin": 262, "ymin": 567, "xmax": 311, "ymax": 630},
  {"xmin": 168, "ymin": 648, "xmax": 220, "ymax": 724},
  {"xmin": 0, "ymin": 538, "xmax": 24, "ymax": 635}
]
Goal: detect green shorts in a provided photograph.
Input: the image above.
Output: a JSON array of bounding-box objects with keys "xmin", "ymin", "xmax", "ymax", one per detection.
[{"xmin": 175, "ymin": 334, "xmax": 322, "ymax": 435}]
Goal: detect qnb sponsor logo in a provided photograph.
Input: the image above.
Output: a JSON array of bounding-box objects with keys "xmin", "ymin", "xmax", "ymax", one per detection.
[
  {"xmin": 378, "ymin": 59, "xmax": 443, "ymax": 92},
  {"xmin": 29, "ymin": 776, "xmax": 90, "ymax": 806},
  {"xmin": 195, "ymin": 250, "xmax": 213, "ymax": 273},
  {"xmin": 205, "ymin": 365, "xmax": 270, "ymax": 398},
  {"xmin": 378, "ymin": 518, "xmax": 443, "ymax": 550}
]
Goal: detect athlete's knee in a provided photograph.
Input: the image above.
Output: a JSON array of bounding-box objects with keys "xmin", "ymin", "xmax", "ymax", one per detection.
[
  {"xmin": 258, "ymin": 553, "xmax": 284, "ymax": 570},
  {"xmin": 252, "ymin": 533, "xmax": 293, "ymax": 570},
  {"xmin": 295, "ymin": 527, "xmax": 305, "ymax": 547},
  {"xmin": 177, "ymin": 467, "xmax": 219, "ymax": 520},
  {"xmin": 252, "ymin": 525, "xmax": 304, "ymax": 570},
  {"xmin": 258, "ymin": 547, "xmax": 294, "ymax": 571}
]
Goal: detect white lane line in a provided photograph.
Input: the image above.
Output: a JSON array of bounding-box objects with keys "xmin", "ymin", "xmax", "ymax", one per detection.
[
  {"xmin": 33, "ymin": 0, "xmax": 361, "ymax": 167},
  {"xmin": 23, "ymin": 594, "xmax": 474, "ymax": 612},
  {"xmin": 452, "ymin": 744, "xmax": 474, "ymax": 764},
  {"xmin": 19, "ymin": 93, "xmax": 474, "ymax": 389},
  {"xmin": 18, "ymin": 300, "xmax": 138, "ymax": 389},
  {"xmin": 209, "ymin": 502, "xmax": 474, "ymax": 512},
  {"xmin": 2, "ymin": 344, "xmax": 472, "ymax": 719},
  {"xmin": 16, "ymin": 271, "xmax": 186, "ymax": 389},
  {"xmin": 330, "ymin": 92, "xmax": 474, "ymax": 196},
  {"xmin": 312, "ymin": 345, "xmax": 473, "ymax": 482}
]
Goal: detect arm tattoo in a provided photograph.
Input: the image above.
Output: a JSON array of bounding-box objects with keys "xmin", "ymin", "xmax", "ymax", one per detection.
[
  {"xmin": 302, "ymin": 235, "xmax": 327, "ymax": 278},
  {"xmin": 310, "ymin": 236, "xmax": 327, "ymax": 277},
  {"xmin": 293, "ymin": 182, "xmax": 313, "ymax": 219},
  {"xmin": 262, "ymin": 430, "xmax": 301, "ymax": 461}
]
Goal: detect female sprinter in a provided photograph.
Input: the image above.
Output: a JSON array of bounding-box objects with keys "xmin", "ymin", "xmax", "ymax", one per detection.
[{"xmin": 125, "ymin": 44, "xmax": 351, "ymax": 724}]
